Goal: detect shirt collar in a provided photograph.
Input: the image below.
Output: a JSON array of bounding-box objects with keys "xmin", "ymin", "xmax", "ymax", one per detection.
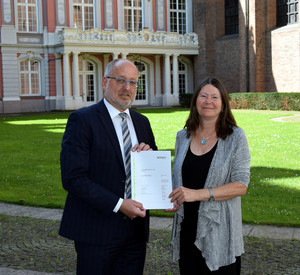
[{"xmin": 104, "ymin": 98, "xmax": 130, "ymax": 120}]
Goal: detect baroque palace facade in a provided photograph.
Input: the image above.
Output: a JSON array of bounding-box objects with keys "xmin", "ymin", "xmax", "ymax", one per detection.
[
  {"xmin": 0, "ymin": 0, "xmax": 198, "ymax": 113},
  {"xmin": 0, "ymin": 1, "xmax": 299, "ymax": 114}
]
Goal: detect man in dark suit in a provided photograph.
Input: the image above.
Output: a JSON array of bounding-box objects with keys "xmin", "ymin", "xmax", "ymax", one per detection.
[{"xmin": 59, "ymin": 59, "xmax": 157, "ymax": 275}]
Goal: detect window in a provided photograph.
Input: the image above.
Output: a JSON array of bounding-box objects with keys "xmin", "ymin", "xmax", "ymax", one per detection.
[
  {"xmin": 79, "ymin": 59, "xmax": 96, "ymax": 103},
  {"xmin": 124, "ymin": 0, "xmax": 143, "ymax": 31},
  {"xmin": 225, "ymin": 0, "xmax": 239, "ymax": 35},
  {"xmin": 17, "ymin": 0, "xmax": 37, "ymax": 32},
  {"xmin": 170, "ymin": 0, "xmax": 187, "ymax": 34},
  {"xmin": 20, "ymin": 60, "xmax": 40, "ymax": 95},
  {"xmin": 73, "ymin": 0, "xmax": 94, "ymax": 30},
  {"xmin": 134, "ymin": 61, "xmax": 146, "ymax": 100},
  {"xmin": 277, "ymin": 0, "xmax": 299, "ymax": 27},
  {"xmin": 171, "ymin": 61, "xmax": 187, "ymax": 94},
  {"xmin": 178, "ymin": 61, "xmax": 187, "ymax": 94}
]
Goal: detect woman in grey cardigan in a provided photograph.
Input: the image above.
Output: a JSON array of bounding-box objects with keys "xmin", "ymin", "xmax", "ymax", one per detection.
[{"xmin": 167, "ymin": 77, "xmax": 251, "ymax": 274}]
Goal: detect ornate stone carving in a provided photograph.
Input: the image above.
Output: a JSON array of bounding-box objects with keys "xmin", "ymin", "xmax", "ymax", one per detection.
[{"xmin": 57, "ymin": 28, "xmax": 198, "ymax": 48}]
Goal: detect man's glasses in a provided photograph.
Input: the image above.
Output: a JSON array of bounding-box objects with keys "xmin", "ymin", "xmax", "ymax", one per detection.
[{"xmin": 106, "ymin": 76, "xmax": 139, "ymax": 89}]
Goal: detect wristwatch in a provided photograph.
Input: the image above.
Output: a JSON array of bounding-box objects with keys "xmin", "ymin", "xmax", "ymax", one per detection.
[{"xmin": 208, "ymin": 187, "xmax": 215, "ymax": 202}]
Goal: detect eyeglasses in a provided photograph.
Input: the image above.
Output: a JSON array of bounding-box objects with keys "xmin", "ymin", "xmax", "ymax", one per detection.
[{"xmin": 106, "ymin": 76, "xmax": 139, "ymax": 89}]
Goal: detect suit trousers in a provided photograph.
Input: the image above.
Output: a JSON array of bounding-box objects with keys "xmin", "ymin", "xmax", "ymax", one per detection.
[{"xmin": 74, "ymin": 217, "xmax": 146, "ymax": 275}]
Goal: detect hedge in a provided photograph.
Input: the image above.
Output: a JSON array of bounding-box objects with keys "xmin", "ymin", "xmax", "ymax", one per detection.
[{"xmin": 178, "ymin": 92, "xmax": 300, "ymax": 111}]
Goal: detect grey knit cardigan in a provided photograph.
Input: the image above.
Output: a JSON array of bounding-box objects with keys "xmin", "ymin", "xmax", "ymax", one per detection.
[{"xmin": 170, "ymin": 127, "xmax": 251, "ymax": 271}]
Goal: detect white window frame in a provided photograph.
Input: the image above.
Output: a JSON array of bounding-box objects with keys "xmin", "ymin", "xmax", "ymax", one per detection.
[
  {"xmin": 122, "ymin": 0, "xmax": 144, "ymax": 32},
  {"xmin": 78, "ymin": 58, "xmax": 97, "ymax": 105},
  {"xmin": 171, "ymin": 60, "xmax": 187, "ymax": 94},
  {"xmin": 167, "ymin": 0, "xmax": 192, "ymax": 34},
  {"xmin": 19, "ymin": 59, "xmax": 41, "ymax": 96},
  {"xmin": 134, "ymin": 61, "xmax": 147, "ymax": 102},
  {"xmin": 171, "ymin": 57, "xmax": 193, "ymax": 94},
  {"xmin": 16, "ymin": 0, "xmax": 39, "ymax": 33},
  {"xmin": 72, "ymin": 0, "xmax": 95, "ymax": 30},
  {"xmin": 178, "ymin": 60, "xmax": 187, "ymax": 94},
  {"xmin": 170, "ymin": 0, "xmax": 187, "ymax": 34}
]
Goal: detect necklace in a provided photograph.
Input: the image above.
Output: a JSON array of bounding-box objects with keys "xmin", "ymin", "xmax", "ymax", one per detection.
[
  {"xmin": 200, "ymin": 136, "xmax": 210, "ymax": 145},
  {"xmin": 199, "ymin": 132, "xmax": 215, "ymax": 145}
]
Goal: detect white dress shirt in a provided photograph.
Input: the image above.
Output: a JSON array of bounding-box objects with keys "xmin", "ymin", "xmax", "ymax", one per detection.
[{"xmin": 103, "ymin": 98, "xmax": 138, "ymax": 212}]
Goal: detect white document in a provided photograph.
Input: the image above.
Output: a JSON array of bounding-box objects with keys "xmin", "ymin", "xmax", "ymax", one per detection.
[{"xmin": 131, "ymin": 151, "xmax": 173, "ymax": 209}]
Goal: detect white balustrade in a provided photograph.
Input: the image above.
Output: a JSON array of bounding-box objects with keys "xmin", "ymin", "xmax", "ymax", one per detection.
[{"xmin": 57, "ymin": 28, "xmax": 198, "ymax": 48}]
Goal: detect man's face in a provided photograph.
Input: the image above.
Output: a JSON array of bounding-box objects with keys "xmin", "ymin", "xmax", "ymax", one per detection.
[{"xmin": 103, "ymin": 60, "xmax": 139, "ymax": 112}]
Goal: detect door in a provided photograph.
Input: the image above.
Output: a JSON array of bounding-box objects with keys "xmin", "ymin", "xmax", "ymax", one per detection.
[
  {"xmin": 134, "ymin": 61, "xmax": 148, "ymax": 105},
  {"xmin": 79, "ymin": 59, "xmax": 97, "ymax": 106}
]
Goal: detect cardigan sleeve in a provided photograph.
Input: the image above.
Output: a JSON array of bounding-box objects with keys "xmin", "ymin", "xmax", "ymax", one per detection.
[{"xmin": 230, "ymin": 128, "xmax": 251, "ymax": 187}]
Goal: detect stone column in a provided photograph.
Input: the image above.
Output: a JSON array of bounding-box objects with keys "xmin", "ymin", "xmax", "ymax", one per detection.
[
  {"xmin": 72, "ymin": 52, "xmax": 80, "ymax": 98},
  {"xmin": 162, "ymin": 54, "xmax": 171, "ymax": 106},
  {"xmin": 63, "ymin": 52, "xmax": 73, "ymax": 109},
  {"xmin": 72, "ymin": 51, "xmax": 83, "ymax": 109},
  {"xmin": 154, "ymin": 55, "xmax": 162, "ymax": 106},
  {"xmin": 63, "ymin": 53, "xmax": 71, "ymax": 96},
  {"xmin": 43, "ymin": 50, "xmax": 50, "ymax": 111},
  {"xmin": 172, "ymin": 54, "xmax": 179, "ymax": 98},
  {"xmin": 121, "ymin": 52, "xmax": 128, "ymax": 59},
  {"xmin": 113, "ymin": 52, "xmax": 120, "ymax": 59},
  {"xmin": 103, "ymin": 54, "xmax": 110, "ymax": 71},
  {"xmin": 55, "ymin": 53, "xmax": 64, "ymax": 109}
]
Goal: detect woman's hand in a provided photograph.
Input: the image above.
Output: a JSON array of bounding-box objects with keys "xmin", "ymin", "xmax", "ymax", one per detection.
[
  {"xmin": 132, "ymin": 142, "xmax": 153, "ymax": 152},
  {"xmin": 165, "ymin": 200, "xmax": 180, "ymax": 212},
  {"xmin": 169, "ymin": 187, "xmax": 199, "ymax": 205}
]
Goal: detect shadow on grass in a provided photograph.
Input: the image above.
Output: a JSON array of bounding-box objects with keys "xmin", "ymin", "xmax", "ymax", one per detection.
[
  {"xmin": 251, "ymin": 166, "xmax": 300, "ymax": 180},
  {"xmin": 243, "ymin": 166, "xmax": 300, "ymax": 227}
]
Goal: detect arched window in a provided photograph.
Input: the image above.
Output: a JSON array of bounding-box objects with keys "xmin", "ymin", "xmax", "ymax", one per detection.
[
  {"xmin": 170, "ymin": 0, "xmax": 187, "ymax": 34},
  {"xmin": 277, "ymin": 0, "xmax": 299, "ymax": 27},
  {"xmin": 19, "ymin": 59, "xmax": 40, "ymax": 95},
  {"xmin": 17, "ymin": 0, "xmax": 38, "ymax": 32},
  {"xmin": 79, "ymin": 59, "xmax": 96, "ymax": 104},
  {"xmin": 171, "ymin": 60, "xmax": 187, "ymax": 94},
  {"xmin": 134, "ymin": 61, "xmax": 147, "ymax": 101},
  {"xmin": 178, "ymin": 61, "xmax": 187, "ymax": 94},
  {"xmin": 73, "ymin": 0, "xmax": 94, "ymax": 30},
  {"xmin": 124, "ymin": 0, "xmax": 143, "ymax": 31}
]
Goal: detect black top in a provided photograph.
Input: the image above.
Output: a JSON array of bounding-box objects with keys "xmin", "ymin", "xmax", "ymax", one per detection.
[{"xmin": 181, "ymin": 142, "xmax": 218, "ymax": 241}]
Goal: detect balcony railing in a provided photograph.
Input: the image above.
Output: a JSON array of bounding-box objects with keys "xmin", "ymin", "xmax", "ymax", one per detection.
[{"xmin": 57, "ymin": 28, "xmax": 198, "ymax": 48}]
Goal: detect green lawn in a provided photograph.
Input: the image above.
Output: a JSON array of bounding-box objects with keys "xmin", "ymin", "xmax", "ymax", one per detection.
[{"xmin": 0, "ymin": 108, "xmax": 299, "ymax": 227}]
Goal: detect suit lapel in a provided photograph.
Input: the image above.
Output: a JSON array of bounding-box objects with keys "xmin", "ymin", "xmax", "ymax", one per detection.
[{"xmin": 96, "ymin": 100, "xmax": 124, "ymax": 170}]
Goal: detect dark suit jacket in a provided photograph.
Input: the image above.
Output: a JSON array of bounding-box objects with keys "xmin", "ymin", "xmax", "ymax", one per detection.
[{"xmin": 59, "ymin": 100, "xmax": 157, "ymax": 245}]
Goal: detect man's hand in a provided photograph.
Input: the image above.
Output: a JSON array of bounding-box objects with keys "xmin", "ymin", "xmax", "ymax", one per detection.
[
  {"xmin": 132, "ymin": 142, "xmax": 153, "ymax": 152},
  {"xmin": 119, "ymin": 199, "xmax": 146, "ymax": 219}
]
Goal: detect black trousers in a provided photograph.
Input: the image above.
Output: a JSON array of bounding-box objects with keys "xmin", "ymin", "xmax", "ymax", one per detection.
[
  {"xmin": 75, "ymin": 219, "xmax": 146, "ymax": 275},
  {"xmin": 179, "ymin": 238, "xmax": 241, "ymax": 275}
]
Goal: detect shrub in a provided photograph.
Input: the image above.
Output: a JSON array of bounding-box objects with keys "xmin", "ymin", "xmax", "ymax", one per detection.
[
  {"xmin": 179, "ymin": 92, "xmax": 300, "ymax": 111},
  {"xmin": 178, "ymin": 93, "xmax": 193, "ymax": 108},
  {"xmin": 229, "ymin": 92, "xmax": 300, "ymax": 111}
]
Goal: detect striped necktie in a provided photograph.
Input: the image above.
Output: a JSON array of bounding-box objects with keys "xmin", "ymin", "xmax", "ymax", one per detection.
[{"xmin": 119, "ymin": 113, "xmax": 132, "ymax": 199}]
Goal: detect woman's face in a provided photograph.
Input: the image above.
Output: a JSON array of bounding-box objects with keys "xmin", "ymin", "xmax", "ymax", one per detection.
[{"xmin": 196, "ymin": 84, "xmax": 223, "ymax": 121}]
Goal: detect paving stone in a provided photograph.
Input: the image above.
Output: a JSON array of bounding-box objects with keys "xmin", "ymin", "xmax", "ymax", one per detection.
[{"xmin": 0, "ymin": 215, "xmax": 299, "ymax": 274}]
